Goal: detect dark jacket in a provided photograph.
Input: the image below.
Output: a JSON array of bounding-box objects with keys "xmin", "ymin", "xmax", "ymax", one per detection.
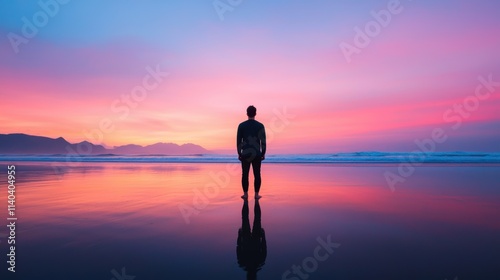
[{"xmin": 236, "ymin": 119, "xmax": 266, "ymax": 159}]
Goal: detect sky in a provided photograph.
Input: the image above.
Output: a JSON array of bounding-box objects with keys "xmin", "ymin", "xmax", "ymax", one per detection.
[{"xmin": 1, "ymin": 0, "xmax": 499, "ymax": 153}]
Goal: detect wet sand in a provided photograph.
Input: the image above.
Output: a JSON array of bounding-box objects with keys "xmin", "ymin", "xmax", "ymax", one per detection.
[{"xmin": 1, "ymin": 162, "xmax": 499, "ymax": 279}]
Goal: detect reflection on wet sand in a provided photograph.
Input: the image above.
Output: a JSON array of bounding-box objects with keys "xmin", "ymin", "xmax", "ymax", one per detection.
[
  {"xmin": 237, "ymin": 198, "xmax": 267, "ymax": 280},
  {"xmin": 2, "ymin": 162, "xmax": 499, "ymax": 279}
]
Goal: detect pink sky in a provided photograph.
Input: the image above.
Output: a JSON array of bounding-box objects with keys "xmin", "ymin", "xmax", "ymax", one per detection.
[{"xmin": 1, "ymin": 1, "xmax": 499, "ymax": 153}]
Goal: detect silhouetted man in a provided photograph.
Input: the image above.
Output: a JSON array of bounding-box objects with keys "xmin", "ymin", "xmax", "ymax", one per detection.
[{"xmin": 237, "ymin": 105, "xmax": 266, "ymax": 199}]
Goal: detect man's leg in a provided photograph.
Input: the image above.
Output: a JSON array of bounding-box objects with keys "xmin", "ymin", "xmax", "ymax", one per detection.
[
  {"xmin": 241, "ymin": 199, "xmax": 250, "ymax": 235},
  {"xmin": 241, "ymin": 159, "xmax": 251, "ymax": 198},
  {"xmin": 252, "ymin": 157, "xmax": 262, "ymax": 198},
  {"xmin": 253, "ymin": 198, "xmax": 262, "ymax": 233}
]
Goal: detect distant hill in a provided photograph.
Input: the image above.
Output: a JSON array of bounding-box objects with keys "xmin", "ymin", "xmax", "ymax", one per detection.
[
  {"xmin": 0, "ymin": 133, "xmax": 107, "ymax": 155},
  {"xmin": 0, "ymin": 133, "xmax": 209, "ymax": 155},
  {"xmin": 112, "ymin": 142, "xmax": 208, "ymax": 155}
]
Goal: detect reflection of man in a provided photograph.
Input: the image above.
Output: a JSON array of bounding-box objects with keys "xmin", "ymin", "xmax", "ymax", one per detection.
[
  {"xmin": 237, "ymin": 105, "xmax": 266, "ymax": 199},
  {"xmin": 237, "ymin": 199, "xmax": 267, "ymax": 280}
]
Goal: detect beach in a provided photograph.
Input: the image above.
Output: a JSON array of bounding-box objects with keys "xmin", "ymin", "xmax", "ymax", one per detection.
[
  {"xmin": 1, "ymin": 162, "xmax": 499, "ymax": 279},
  {"xmin": 3, "ymin": 0, "xmax": 500, "ymax": 279}
]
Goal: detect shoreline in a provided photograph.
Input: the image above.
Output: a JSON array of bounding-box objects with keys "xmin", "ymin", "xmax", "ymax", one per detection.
[{"xmin": 1, "ymin": 159, "xmax": 500, "ymax": 167}]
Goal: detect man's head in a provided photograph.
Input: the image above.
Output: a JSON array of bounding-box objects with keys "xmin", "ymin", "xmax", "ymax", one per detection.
[{"xmin": 246, "ymin": 105, "xmax": 257, "ymax": 118}]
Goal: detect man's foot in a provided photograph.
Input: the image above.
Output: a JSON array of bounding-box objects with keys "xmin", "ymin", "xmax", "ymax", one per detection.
[
  {"xmin": 241, "ymin": 192, "xmax": 248, "ymax": 199},
  {"xmin": 255, "ymin": 193, "xmax": 262, "ymax": 199}
]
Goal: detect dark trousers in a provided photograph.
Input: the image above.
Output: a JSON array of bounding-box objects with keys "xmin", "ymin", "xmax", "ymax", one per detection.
[{"xmin": 241, "ymin": 157, "xmax": 262, "ymax": 193}]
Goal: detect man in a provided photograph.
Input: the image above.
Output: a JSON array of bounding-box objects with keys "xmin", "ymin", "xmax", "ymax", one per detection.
[{"xmin": 237, "ymin": 105, "xmax": 266, "ymax": 199}]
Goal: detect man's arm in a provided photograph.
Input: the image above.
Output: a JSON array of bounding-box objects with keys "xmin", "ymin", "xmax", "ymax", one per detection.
[
  {"xmin": 260, "ymin": 125, "xmax": 266, "ymax": 158},
  {"xmin": 236, "ymin": 124, "xmax": 242, "ymax": 156}
]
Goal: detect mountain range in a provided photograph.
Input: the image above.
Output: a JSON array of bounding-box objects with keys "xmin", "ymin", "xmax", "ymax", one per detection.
[{"xmin": 0, "ymin": 133, "xmax": 209, "ymax": 155}]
